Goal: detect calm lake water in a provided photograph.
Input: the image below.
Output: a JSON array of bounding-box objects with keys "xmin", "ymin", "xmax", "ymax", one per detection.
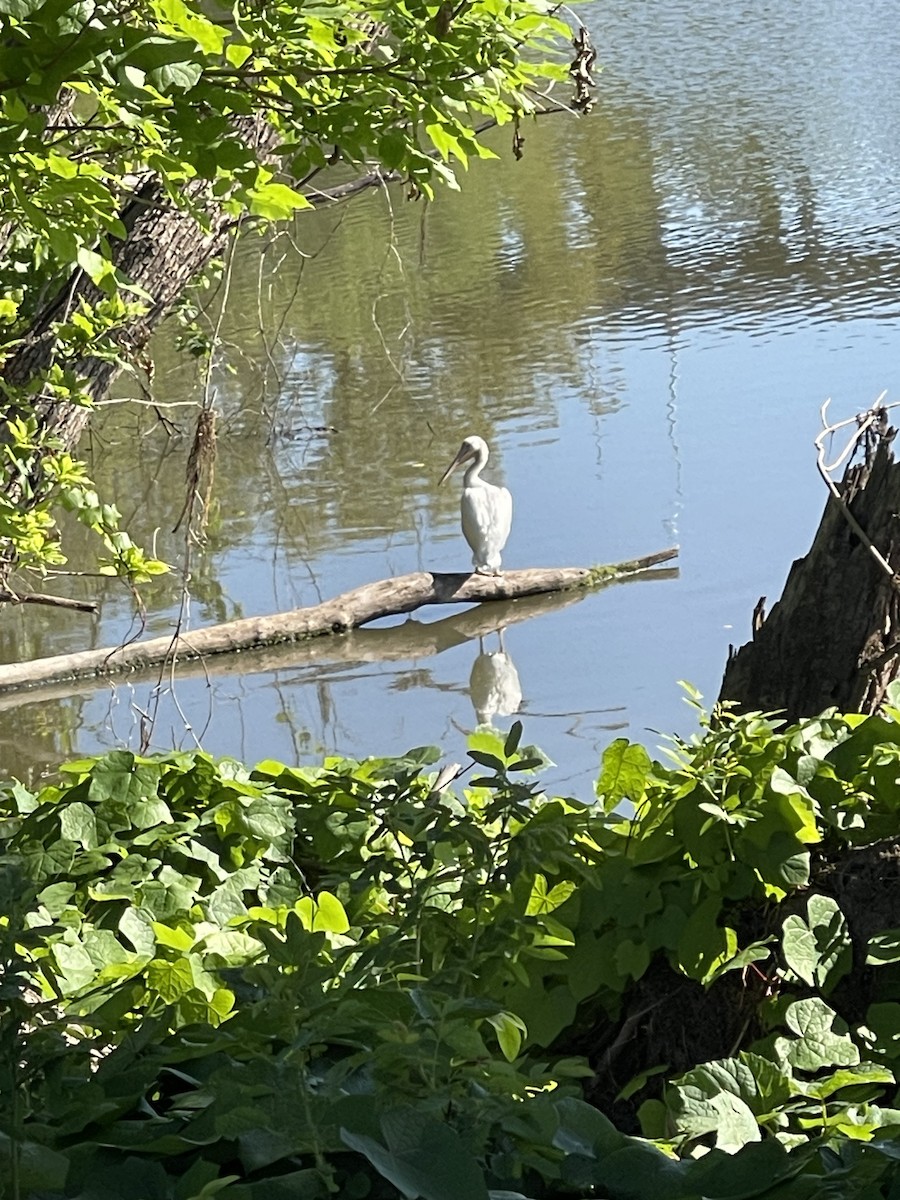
[{"xmin": 4, "ymin": 0, "xmax": 900, "ymax": 795}]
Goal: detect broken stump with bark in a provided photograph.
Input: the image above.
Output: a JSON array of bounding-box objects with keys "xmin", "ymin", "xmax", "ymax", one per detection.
[{"xmin": 720, "ymin": 407, "xmax": 900, "ymax": 720}]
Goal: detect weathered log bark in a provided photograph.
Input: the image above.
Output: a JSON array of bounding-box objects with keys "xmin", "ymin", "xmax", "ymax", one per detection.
[
  {"xmin": 0, "ymin": 560, "xmax": 679, "ymax": 708},
  {"xmin": 0, "ymin": 549, "xmax": 677, "ymax": 693},
  {"xmin": 719, "ymin": 420, "xmax": 900, "ymax": 720}
]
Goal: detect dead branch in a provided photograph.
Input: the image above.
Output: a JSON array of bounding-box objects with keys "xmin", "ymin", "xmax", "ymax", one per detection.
[
  {"xmin": 0, "ymin": 590, "xmax": 97, "ymax": 613},
  {"xmin": 814, "ymin": 396, "xmax": 897, "ymax": 582},
  {"xmin": 0, "ymin": 550, "xmax": 677, "ymax": 694},
  {"xmin": 0, "ymin": 563, "xmax": 678, "ymax": 711}
]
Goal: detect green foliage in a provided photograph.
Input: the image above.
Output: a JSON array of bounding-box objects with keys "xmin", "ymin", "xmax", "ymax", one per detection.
[
  {"xmin": 782, "ymin": 894, "xmax": 852, "ymax": 992},
  {"xmin": 7, "ymin": 707, "xmax": 900, "ymax": 1195},
  {"xmin": 0, "ymin": 0, "xmax": 578, "ymax": 580}
]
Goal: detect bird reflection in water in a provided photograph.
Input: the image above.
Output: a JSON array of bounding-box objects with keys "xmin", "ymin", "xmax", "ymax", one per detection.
[{"xmin": 469, "ymin": 631, "xmax": 522, "ymax": 727}]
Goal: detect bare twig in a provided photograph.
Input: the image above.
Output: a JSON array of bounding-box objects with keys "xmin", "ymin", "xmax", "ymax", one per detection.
[
  {"xmin": 815, "ymin": 395, "xmax": 897, "ymax": 582},
  {"xmin": 0, "ymin": 589, "xmax": 97, "ymax": 613}
]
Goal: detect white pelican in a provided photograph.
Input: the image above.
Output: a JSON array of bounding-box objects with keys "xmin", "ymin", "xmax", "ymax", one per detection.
[{"xmin": 439, "ymin": 435, "xmax": 512, "ymax": 575}]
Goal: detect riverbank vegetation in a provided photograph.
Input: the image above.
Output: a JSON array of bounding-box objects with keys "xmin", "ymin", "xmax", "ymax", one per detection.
[
  {"xmin": 0, "ymin": 0, "xmax": 580, "ymax": 596},
  {"xmin": 2, "ymin": 3, "xmax": 899, "ymax": 1198},
  {"xmin": 4, "ymin": 702, "xmax": 900, "ymax": 1198}
]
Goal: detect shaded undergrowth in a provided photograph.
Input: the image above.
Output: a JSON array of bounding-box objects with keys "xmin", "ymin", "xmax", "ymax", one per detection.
[{"xmin": 3, "ymin": 704, "xmax": 900, "ymax": 1197}]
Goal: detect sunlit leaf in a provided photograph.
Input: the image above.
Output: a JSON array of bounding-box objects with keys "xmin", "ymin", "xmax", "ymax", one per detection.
[
  {"xmin": 595, "ymin": 739, "xmax": 651, "ymax": 812},
  {"xmin": 312, "ymin": 890, "xmax": 350, "ymax": 934},
  {"xmin": 59, "ymin": 801, "xmax": 98, "ymax": 850},
  {"xmin": 486, "ymin": 1011, "xmax": 526, "ymax": 1062},
  {"xmin": 151, "ymin": 922, "xmax": 194, "ymax": 951},
  {"xmin": 525, "ymin": 874, "xmax": 575, "ymax": 915},
  {"xmin": 782, "ymin": 894, "xmax": 852, "ymax": 991},
  {"xmin": 246, "ymin": 181, "xmax": 312, "ymax": 220},
  {"xmin": 146, "ymin": 956, "xmax": 195, "ymax": 1002},
  {"xmin": 782, "ymin": 998, "xmax": 860, "ymax": 1071}
]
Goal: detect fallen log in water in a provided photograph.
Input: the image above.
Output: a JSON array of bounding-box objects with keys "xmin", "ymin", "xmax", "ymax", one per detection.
[
  {"xmin": 719, "ymin": 404, "xmax": 900, "ymax": 720},
  {"xmin": 0, "ymin": 562, "xmax": 679, "ymax": 711},
  {"xmin": 0, "ymin": 549, "xmax": 678, "ymax": 694}
]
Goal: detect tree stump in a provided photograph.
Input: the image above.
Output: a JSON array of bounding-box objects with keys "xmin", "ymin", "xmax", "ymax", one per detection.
[{"xmin": 719, "ymin": 415, "xmax": 900, "ymax": 720}]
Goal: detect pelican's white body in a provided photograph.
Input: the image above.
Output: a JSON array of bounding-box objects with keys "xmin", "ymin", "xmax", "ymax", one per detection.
[{"xmin": 440, "ymin": 436, "xmax": 512, "ymax": 574}]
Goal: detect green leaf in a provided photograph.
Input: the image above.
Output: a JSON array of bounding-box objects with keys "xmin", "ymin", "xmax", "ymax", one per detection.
[
  {"xmin": 0, "ymin": 1134, "xmax": 68, "ymax": 1193},
  {"xmin": 673, "ymin": 1054, "xmax": 794, "ymax": 1124},
  {"xmin": 52, "ymin": 940, "xmax": 99, "ymax": 990},
  {"xmin": 615, "ymin": 1063, "xmax": 669, "ymax": 1104},
  {"xmin": 342, "ymin": 1107, "xmax": 489, "ymax": 1200},
  {"xmin": 19, "ymin": 836, "xmax": 78, "ymax": 880},
  {"xmin": 670, "ymin": 1085, "xmax": 761, "ymax": 1151},
  {"xmin": 59, "ymin": 801, "xmax": 99, "ymax": 850},
  {"xmin": 827, "ymin": 714, "xmax": 900, "ymax": 779},
  {"xmin": 312, "ymin": 890, "xmax": 350, "ymax": 933},
  {"xmin": 153, "ymin": 0, "xmax": 226, "ymax": 54},
  {"xmin": 749, "ymin": 829, "xmax": 810, "ymax": 897},
  {"xmin": 225, "ymin": 41, "xmax": 252, "ymax": 68},
  {"xmin": 525, "ymin": 874, "xmax": 575, "ymax": 915},
  {"xmin": 467, "ymin": 727, "xmax": 507, "ymax": 761},
  {"xmin": 76, "ymin": 247, "xmax": 116, "ymax": 292},
  {"xmin": 504, "ymin": 721, "xmax": 523, "ymax": 758},
  {"xmin": 867, "ymin": 929, "xmax": 900, "ymax": 965},
  {"xmin": 595, "ymin": 739, "xmax": 651, "ymax": 811},
  {"xmin": 551, "ymin": 1096, "xmax": 624, "ymax": 1158},
  {"xmin": 146, "ymin": 955, "xmax": 195, "ymax": 1002},
  {"xmin": 486, "ymin": 1011, "xmax": 526, "ymax": 1062},
  {"xmin": 781, "ymin": 998, "xmax": 860, "ymax": 1071},
  {"xmin": 425, "ymin": 121, "xmax": 467, "ymax": 166},
  {"xmin": 149, "ymin": 58, "xmax": 203, "ymax": 92},
  {"xmin": 614, "ymin": 937, "xmax": 650, "ymax": 981},
  {"xmin": 862, "ymin": 1002, "xmax": 900, "ymax": 1061},
  {"xmin": 87, "ymin": 753, "xmax": 161, "ymax": 806},
  {"xmin": 679, "ymin": 1139, "xmax": 798, "ymax": 1197},
  {"xmin": 151, "ymin": 922, "xmax": 194, "ymax": 951},
  {"xmin": 246, "ymin": 181, "xmax": 312, "ymax": 220},
  {"xmin": 36, "ymin": 880, "xmax": 76, "ymax": 916},
  {"xmin": 120, "ymin": 906, "xmax": 156, "ymax": 956},
  {"xmin": 676, "ymin": 894, "xmax": 736, "ymax": 983},
  {"xmin": 802, "ymin": 1062, "xmax": 894, "ymax": 1100},
  {"xmin": 782, "ymin": 914, "xmax": 818, "ymax": 986},
  {"xmin": 704, "ymin": 939, "xmax": 774, "ymax": 985},
  {"xmin": 469, "ymin": 749, "xmax": 506, "ymax": 772},
  {"xmin": 782, "ymin": 894, "xmax": 852, "ymax": 991}
]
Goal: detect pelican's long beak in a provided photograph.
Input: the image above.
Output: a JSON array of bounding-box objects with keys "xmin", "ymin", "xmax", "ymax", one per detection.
[{"xmin": 439, "ymin": 444, "xmax": 473, "ymax": 485}]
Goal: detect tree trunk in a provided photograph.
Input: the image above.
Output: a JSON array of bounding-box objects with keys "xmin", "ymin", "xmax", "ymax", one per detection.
[
  {"xmin": 0, "ymin": 117, "xmax": 282, "ymax": 582},
  {"xmin": 719, "ymin": 421, "xmax": 900, "ymax": 720}
]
